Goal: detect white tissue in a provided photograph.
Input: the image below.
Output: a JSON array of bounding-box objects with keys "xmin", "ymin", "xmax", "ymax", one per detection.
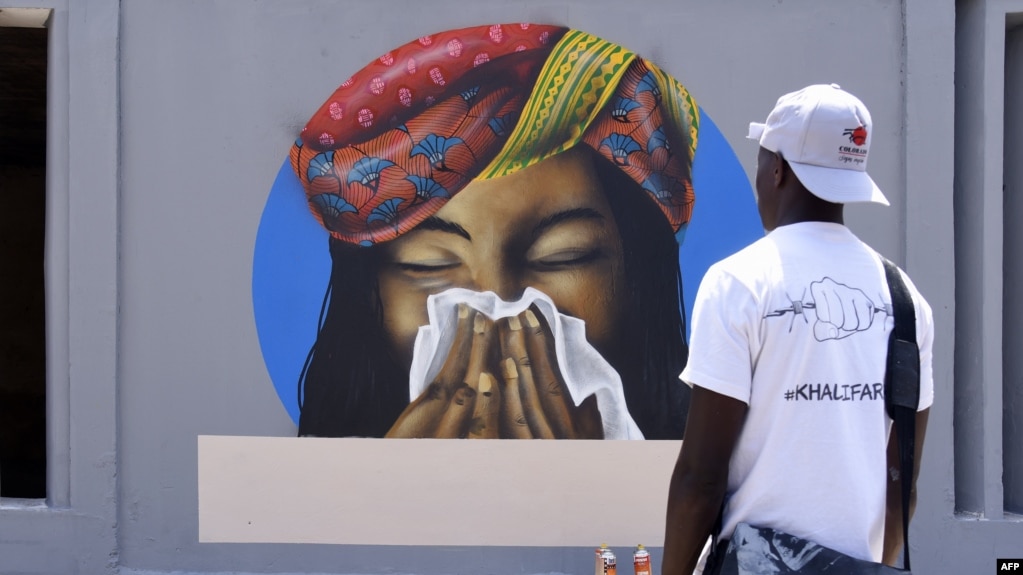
[{"xmin": 408, "ymin": 287, "xmax": 645, "ymax": 440}]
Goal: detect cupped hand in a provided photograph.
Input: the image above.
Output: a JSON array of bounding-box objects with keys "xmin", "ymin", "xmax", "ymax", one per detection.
[
  {"xmin": 386, "ymin": 304, "xmax": 496, "ymax": 438},
  {"xmin": 386, "ymin": 304, "xmax": 603, "ymax": 439},
  {"xmin": 495, "ymin": 307, "xmax": 603, "ymax": 439}
]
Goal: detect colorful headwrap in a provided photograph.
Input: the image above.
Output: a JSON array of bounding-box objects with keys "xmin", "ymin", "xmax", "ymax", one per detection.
[{"xmin": 290, "ymin": 24, "xmax": 699, "ymax": 246}]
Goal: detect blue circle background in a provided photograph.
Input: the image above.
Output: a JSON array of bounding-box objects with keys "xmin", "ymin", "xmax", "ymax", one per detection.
[{"xmin": 252, "ymin": 109, "xmax": 763, "ymax": 425}]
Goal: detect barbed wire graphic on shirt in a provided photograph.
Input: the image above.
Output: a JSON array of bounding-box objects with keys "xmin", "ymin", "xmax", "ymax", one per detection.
[{"xmin": 764, "ymin": 277, "xmax": 892, "ymax": 341}]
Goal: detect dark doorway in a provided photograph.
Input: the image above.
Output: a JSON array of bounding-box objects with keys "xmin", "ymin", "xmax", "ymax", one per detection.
[{"xmin": 0, "ymin": 22, "xmax": 48, "ymax": 499}]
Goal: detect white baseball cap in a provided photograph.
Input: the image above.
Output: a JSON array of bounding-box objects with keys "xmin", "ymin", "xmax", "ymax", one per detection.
[{"xmin": 747, "ymin": 83, "xmax": 888, "ymax": 206}]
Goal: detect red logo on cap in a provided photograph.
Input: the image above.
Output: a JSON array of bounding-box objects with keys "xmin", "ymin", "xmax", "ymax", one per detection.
[{"xmin": 843, "ymin": 126, "xmax": 868, "ymax": 146}]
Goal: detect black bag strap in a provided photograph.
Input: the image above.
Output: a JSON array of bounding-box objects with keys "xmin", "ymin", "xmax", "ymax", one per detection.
[{"xmin": 881, "ymin": 256, "xmax": 920, "ymax": 572}]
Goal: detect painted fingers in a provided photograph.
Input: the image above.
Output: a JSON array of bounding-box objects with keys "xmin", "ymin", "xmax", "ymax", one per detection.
[
  {"xmin": 386, "ymin": 304, "xmax": 489, "ymax": 438},
  {"xmin": 386, "ymin": 304, "xmax": 603, "ymax": 439},
  {"xmin": 498, "ymin": 307, "xmax": 603, "ymax": 439}
]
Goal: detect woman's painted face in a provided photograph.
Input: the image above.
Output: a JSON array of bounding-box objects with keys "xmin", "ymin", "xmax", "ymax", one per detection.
[{"xmin": 377, "ymin": 147, "xmax": 628, "ymax": 368}]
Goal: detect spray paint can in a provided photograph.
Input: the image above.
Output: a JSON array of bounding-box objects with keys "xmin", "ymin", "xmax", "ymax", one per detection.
[
  {"xmin": 633, "ymin": 544, "xmax": 651, "ymax": 575},
  {"xmin": 595, "ymin": 543, "xmax": 617, "ymax": 575}
]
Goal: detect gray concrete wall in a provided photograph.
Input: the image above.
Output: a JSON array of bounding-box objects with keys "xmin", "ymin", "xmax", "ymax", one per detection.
[
  {"xmin": 2, "ymin": 0, "xmax": 1021, "ymax": 573},
  {"xmin": 954, "ymin": 0, "xmax": 1023, "ymax": 537},
  {"xmin": 114, "ymin": 1, "xmax": 907, "ymax": 572}
]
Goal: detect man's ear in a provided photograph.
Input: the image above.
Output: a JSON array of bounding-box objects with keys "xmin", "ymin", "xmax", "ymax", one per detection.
[{"xmin": 775, "ymin": 156, "xmax": 791, "ymax": 187}]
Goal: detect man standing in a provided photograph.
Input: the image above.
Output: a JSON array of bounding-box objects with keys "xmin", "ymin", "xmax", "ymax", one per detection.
[{"xmin": 662, "ymin": 84, "xmax": 933, "ymax": 574}]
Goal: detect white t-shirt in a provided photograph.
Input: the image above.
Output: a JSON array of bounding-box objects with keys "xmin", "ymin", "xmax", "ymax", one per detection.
[{"xmin": 680, "ymin": 221, "xmax": 934, "ymax": 563}]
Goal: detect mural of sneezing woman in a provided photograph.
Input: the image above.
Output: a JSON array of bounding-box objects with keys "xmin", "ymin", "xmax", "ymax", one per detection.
[{"xmin": 290, "ymin": 24, "xmax": 699, "ymax": 439}]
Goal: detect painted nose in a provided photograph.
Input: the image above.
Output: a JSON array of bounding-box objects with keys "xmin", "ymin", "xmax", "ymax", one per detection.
[{"xmin": 471, "ymin": 264, "xmax": 525, "ymax": 303}]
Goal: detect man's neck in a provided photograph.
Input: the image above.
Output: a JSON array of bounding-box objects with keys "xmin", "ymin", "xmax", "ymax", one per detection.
[{"xmin": 774, "ymin": 186, "xmax": 844, "ymax": 228}]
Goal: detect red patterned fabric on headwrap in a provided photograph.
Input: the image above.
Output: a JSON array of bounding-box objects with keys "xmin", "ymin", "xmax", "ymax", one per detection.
[{"xmin": 290, "ymin": 24, "xmax": 699, "ymax": 245}]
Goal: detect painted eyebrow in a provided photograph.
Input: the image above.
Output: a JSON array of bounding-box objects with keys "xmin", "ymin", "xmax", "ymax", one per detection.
[
  {"xmin": 532, "ymin": 207, "xmax": 606, "ymax": 240},
  {"xmin": 415, "ymin": 216, "xmax": 472, "ymax": 241},
  {"xmin": 414, "ymin": 206, "xmax": 604, "ymax": 243}
]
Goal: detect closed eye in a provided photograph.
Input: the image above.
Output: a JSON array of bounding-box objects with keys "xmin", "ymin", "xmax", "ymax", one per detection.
[
  {"xmin": 394, "ymin": 261, "xmax": 460, "ymax": 273},
  {"xmin": 531, "ymin": 248, "xmax": 605, "ymax": 269}
]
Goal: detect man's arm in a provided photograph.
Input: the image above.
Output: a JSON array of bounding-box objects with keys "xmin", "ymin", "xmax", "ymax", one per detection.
[
  {"xmin": 882, "ymin": 407, "xmax": 929, "ymax": 566},
  {"xmin": 662, "ymin": 385, "xmax": 748, "ymax": 575}
]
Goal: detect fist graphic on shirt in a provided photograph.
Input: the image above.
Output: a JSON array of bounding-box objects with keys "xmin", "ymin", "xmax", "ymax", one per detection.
[{"xmin": 809, "ymin": 278, "xmax": 879, "ymax": 341}]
